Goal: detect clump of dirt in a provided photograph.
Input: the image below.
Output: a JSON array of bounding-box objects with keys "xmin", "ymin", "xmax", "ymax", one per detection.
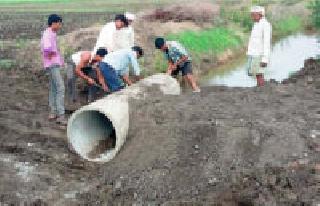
[
  {"xmin": 87, "ymin": 130, "xmax": 116, "ymax": 159},
  {"xmin": 142, "ymin": 2, "xmax": 220, "ymax": 23}
]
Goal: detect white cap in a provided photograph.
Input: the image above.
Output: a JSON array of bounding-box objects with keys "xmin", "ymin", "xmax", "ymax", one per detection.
[
  {"xmin": 125, "ymin": 12, "xmax": 135, "ymax": 21},
  {"xmin": 250, "ymin": 6, "xmax": 265, "ymax": 16}
]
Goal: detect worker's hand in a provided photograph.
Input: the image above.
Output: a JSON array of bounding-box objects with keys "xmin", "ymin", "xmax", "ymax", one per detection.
[
  {"xmin": 260, "ymin": 62, "xmax": 268, "ymax": 68},
  {"xmin": 102, "ymin": 85, "xmax": 109, "ymax": 93},
  {"xmin": 171, "ymin": 64, "xmax": 178, "ymax": 70},
  {"xmin": 134, "ymin": 75, "xmax": 143, "ymax": 82},
  {"xmin": 87, "ymin": 78, "xmax": 96, "ymax": 85}
]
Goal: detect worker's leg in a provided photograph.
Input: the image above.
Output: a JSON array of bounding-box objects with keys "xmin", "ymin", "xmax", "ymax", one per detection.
[
  {"xmin": 246, "ymin": 56, "xmax": 254, "ymax": 77},
  {"xmin": 184, "ymin": 74, "xmax": 200, "ymax": 91},
  {"xmin": 256, "ymin": 74, "xmax": 265, "ymax": 87},
  {"xmin": 49, "ymin": 65, "xmax": 67, "ymax": 125},
  {"xmin": 50, "ymin": 65, "xmax": 65, "ymax": 117},
  {"xmin": 99, "ymin": 62, "xmax": 123, "ymax": 92},
  {"xmin": 66, "ymin": 62, "xmax": 77, "ymax": 103},
  {"xmin": 181, "ymin": 62, "xmax": 200, "ymax": 92},
  {"xmin": 47, "ymin": 67, "xmax": 57, "ymax": 119},
  {"xmin": 87, "ymin": 69, "xmax": 99, "ymax": 103}
]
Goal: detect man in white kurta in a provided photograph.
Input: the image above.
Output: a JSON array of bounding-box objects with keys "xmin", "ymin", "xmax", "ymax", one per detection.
[
  {"xmin": 247, "ymin": 6, "xmax": 272, "ymax": 87},
  {"xmin": 125, "ymin": 12, "xmax": 135, "ymax": 47},
  {"xmin": 112, "ymin": 13, "xmax": 135, "ymax": 51},
  {"xmin": 93, "ymin": 14, "xmax": 128, "ymax": 53}
]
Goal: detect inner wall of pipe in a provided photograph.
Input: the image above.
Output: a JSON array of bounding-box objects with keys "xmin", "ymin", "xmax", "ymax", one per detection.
[{"xmin": 69, "ymin": 110, "xmax": 115, "ymax": 159}]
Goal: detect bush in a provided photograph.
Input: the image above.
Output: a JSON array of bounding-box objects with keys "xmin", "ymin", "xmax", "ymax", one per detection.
[
  {"xmin": 308, "ymin": 0, "xmax": 320, "ymax": 29},
  {"xmin": 273, "ymin": 16, "xmax": 302, "ymax": 37},
  {"xmin": 228, "ymin": 8, "xmax": 253, "ymax": 32}
]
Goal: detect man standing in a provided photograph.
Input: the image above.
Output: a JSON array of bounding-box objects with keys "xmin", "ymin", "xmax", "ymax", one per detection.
[
  {"xmin": 155, "ymin": 37, "xmax": 200, "ymax": 92},
  {"xmin": 93, "ymin": 14, "xmax": 128, "ymax": 53},
  {"xmin": 124, "ymin": 12, "xmax": 135, "ymax": 48},
  {"xmin": 99, "ymin": 46, "xmax": 144, "ymax": 87},
  {"xmin": 40, "ymin": 14, "xmax": 67, "ymax": 125},
  {"xmin": 68, "ymin": 48, "xmax": 109, "ymax": 103},
  {"xmin": 112, "ymin": 13, "xmax": 136, "ymax": 51},
  {"xmin": 247, "ymin": 6, "xmax": 272, "ymax": 87}
]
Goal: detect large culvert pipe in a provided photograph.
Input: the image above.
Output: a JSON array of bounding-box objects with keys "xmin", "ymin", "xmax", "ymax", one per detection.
[{"xmin": 67, "ymin": 74, "xmax": 181, "ymax": 162}]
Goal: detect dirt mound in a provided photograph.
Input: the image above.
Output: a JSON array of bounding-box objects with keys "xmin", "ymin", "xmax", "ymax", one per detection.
[
  {"xmin": 62, "ymin": 26, "xmax": 101, "ymax": 51},
  {"xmin": 1, "ymin": 59, "xmax": 320, "ymax": 204},
  {"xmin": 143, "ymin": 2, "xmax": 220, "ymax": 23},
  {"xmin": 282, "ymin": 58, "xmax": 320, "ymax": 85}
]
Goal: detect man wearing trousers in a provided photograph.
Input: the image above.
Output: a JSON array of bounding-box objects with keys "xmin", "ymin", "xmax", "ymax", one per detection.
[{"xmin": 40, "ymin": 14, "xmax": 67, "ymax": 125}]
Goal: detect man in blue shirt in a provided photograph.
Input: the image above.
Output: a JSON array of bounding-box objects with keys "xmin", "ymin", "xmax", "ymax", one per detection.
[
  {"xmin": 155, "ymin": 37, "xmax": 200, "ymax": 92},
  {"xmin": 97, "ymin": 46, "xmax": 144, "ymax": 91}
]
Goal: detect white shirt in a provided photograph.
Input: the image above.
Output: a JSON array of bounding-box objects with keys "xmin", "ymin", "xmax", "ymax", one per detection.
[
  {"xmin": 93, "ymin": 22, "xmax": 116, "ymax": 53},
  {"xmin": 112, "ymin": 27, "xmax": 134, "ymax": 51},
  {"xmin": 247, "ymin": 18, "xmax": 272, "ymax": 63},
  {"xmin": 126, "ymin": 26, "xmax": 134, "ymax": 47},
  {"xmin": 71, "ymin": 51, "xmax": 82, "ymax": 65},
  {"xmin": 102, "ymin": 49, "xmax": 140, "ymax": 76}
]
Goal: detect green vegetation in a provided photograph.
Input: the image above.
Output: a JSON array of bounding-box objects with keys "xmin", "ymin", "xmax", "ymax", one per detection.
[
  {"xmin": 308, "ymin": 0, "xmax": 320, "ymax": 29},
  {"xmin": 15, "ymin": 39, "xmax": 29, "ymax": 49},
  {"xmin": 0, "ymin": 0, "xmax": 68, "ymax": 3},
  {"xmin": 0, "ymin": 59, "xmax": 16, "ymax": 70},
  {"xmin": 0, "ymin": 0, "xmax": 173, "ymax": 12},
  {"xmin": 228, "ymin": 9, "xmax": 253, "ymax": 32},
  {"xmin": 273, "ymin": 16, "xmax": 303, "ymax": 37},
  {"xmin": 167, "ymin": 28, "xmax": 242, "ymax": 55},
  {"xmin": 153, "ymin": 28, "xmax": 243, "ymax": 73},
  {"xmin": 153, "ymin": 51, "xmax": 167, "ymax": 73}
]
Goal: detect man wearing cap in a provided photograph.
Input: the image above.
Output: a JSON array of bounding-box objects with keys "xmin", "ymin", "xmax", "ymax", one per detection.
[
  {"xmin": 68, "ymin": 48, "xmax": 109, "ymax": 103},
  {"xmin": 247, "ymin": 6, "xmax": 272, "ymax": 87},
  {"xmin": 93, "ymin": 14, "xmax": 129, "ymax": 53}
]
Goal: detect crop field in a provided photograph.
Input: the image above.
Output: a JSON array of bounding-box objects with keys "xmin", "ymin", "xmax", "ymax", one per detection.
[{"xmin": 0, "ymin": 0, "xmax": 174, "ymax": 12}]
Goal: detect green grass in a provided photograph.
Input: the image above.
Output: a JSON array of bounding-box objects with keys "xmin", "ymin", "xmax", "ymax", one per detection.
[
  {"xmin": 0, "ymin": 59, "xmax": 16, "ymax": 70},
  {"xmin": 152, "ymin": 27, "xmax": 243, "ymax": 73},
  {"xmin": 167, "ymin": 28, "xmax": 242, "ymax": 55},
  {"xmin": 0, "ymin": 0, "xmax": 174, "ymax": 12},
  {"xmin": 0, "ymin": 0, "xmax": 68, "ymax": 3},
  {"xmin": 153, "ymin": 51, "xmax": 167, "ymax": 73},
  {"xmin": 273, "ymin": 16, "xmax": 303, "ymax": 37}
]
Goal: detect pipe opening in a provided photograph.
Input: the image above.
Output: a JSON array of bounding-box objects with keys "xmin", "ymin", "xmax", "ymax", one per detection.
[{"xmin": 69, "ymin": 110, "xmax": 116, "ymax": 160}]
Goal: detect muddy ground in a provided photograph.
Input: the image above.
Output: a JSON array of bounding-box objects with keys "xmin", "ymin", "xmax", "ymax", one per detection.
[{"xmin": 0, "ymin": 59, "xmax": 319, "ymax": 205}]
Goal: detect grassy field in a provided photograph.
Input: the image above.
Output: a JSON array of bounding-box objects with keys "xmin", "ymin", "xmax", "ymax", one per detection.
[
  {"xmin": 0, "ymin": 0, "xmax": 175, "ymax": 12},
  {"xmin": 167, "ymin": 28, "xmax": 242, "ymax": 54}
]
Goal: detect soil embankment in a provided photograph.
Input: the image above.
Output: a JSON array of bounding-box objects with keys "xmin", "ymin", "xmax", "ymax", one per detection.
[{"xmin": 0, "ymin": 59, "xmax": 319, "ymax": 205}]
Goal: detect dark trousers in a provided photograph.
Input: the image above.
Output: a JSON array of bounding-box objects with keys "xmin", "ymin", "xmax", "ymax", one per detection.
[{"xmin": 99, "ymin": 62, "xmax": 124, "ymax": 92}]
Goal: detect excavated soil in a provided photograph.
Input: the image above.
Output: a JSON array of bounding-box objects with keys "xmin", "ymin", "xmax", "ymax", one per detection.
[{"xmin": 0, "ymin": 59, "xmax": 320, "ymax": 205}]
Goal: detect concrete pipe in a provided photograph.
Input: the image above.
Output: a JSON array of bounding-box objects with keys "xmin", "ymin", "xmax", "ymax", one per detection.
[{"xmin": 67, "ymin": 74, "xmax": 181, "ymax": 162}]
